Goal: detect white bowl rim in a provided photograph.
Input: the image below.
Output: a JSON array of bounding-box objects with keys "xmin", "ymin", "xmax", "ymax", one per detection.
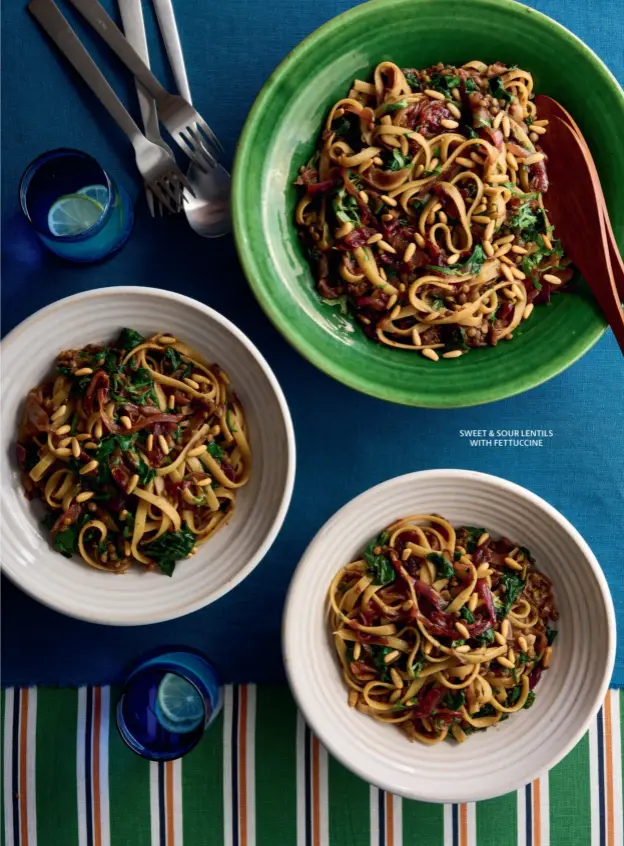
[
  {"xmin": 1, "ymin": 286, "xmax": 296, "ymax": 625},
  {"xmin": 282, "ymin": 468, "xmax": 616, "ymax": 802}
]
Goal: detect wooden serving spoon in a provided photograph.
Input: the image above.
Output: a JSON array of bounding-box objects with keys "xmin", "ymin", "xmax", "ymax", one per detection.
[
  {"xmin": 534, "ymin": 94, "xmax": 624, "ymax": 300},
  {"xmin": 533, "ymin": 113, "xmax": 624, "ymax": 353}
]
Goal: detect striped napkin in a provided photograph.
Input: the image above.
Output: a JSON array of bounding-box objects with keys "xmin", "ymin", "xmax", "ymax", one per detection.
[{"xmin": 1, "ymin": 686, "xmax": 621, "ymax": 846}]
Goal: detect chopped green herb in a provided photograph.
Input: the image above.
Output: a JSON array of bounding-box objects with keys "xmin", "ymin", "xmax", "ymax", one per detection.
[
  {"xmin": 473, "ymin": 703, "xmax": 496, "ymax": 718},
  {"xmin": 410, "ymin": 658, "xmax": 423, "ymax": 679},
  {"xmin": 476, "ymin": 627, "xmax": 495, "ymax": 645},
  {"xmin": 136, "ymin": 454, "xmax": 155, "ymax": 486},
  {"xmin": 428, "ymin": 72, "xmax": 460, "ymax": 97},
  {"xmin": 525, "ymin": 115, "xmax": 534, "ymax": 128},
  {"xmin": 116, "ymin": 328, "xmax": 144, "ymax": 352},
  {"xmin": 451, "ymin": 639, "xmax": 466, "ymax": 648},
  {"xmin": 545, "ymin": 625, "xmax": 558, "ymax": 646},
  {"xmin": 404, "ymin": 71, "xmax": 420, "ymax": 89},
  {"xmin": 207, "ymin": 441, "xmax": 223, "ymax": 461},
  {"xmin": 164, "ymin": 346, "xmax": 182, "ymax": 372},
  {"xmin": 523, "ymin": 691, "xmax": 536, "ymax": 709},
  {"xmin": 507, "ymin": 685, "xmax": 522, "ymax": 706},
  {"xmin": 488, "ymin": 76, "xmax": 513, "ymax": 103},
  {"xmin": 519, "ymin": 545, "xmax": 535, "ymax": 563},
  {"xmin": 388, "ymin": 149, "xmax": 410, "ymax": 171},
  {"xmin": 497, "ymin": 572, "xmax": 525, "ymax": 619},
  {"xmin": 465, "ymin": 77, "xmax": 479, "ymax": 93},
  {"xmin": 464, "ymin": 125, "xmax": 479, "ymax": 139},
  {"xmin": 426, "ymin": 244, "xmax": 485, "ymax": 277},
  {"xmin": 331, "ymin": 116, "xmax": 350, "ymax": 136},
  {"xmin": 460, "ymin": 526, "xmax": 487, "ymax": 553},
  {"xmin": 443, "ymin": 690, "xmax": 466, "ymax": 710},
  {"xmin": 430, "ymin": 297, "xmax": 446, "ymax": 311},
  {"xmin": 385, "ymin": 99, "xmax": 407, "ymax": 113},
  {"xmin": 368, "ymin": 645, "xmax": 393, "ymax": 682}
]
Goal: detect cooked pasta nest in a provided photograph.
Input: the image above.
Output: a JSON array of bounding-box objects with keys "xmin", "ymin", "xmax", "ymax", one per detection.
[
  {"xmin": 329, "ymin": 515, "xmax": 558, "ymax": 744},
  {"xmin": 295, "ymin": 60, "xmax": 573, "ymax": 360},
  {"xmin": 17, "ymin": 329, "xmax": 251, "ymax": 575}
]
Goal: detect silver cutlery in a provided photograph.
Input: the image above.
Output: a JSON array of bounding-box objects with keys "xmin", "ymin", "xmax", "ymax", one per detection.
[
  {"xmin": 151, "ymin": 0, "xmax": 231, "ymax": 237},
  {"xmin": 29, "ymin": 0, "xmax": 190, "ymax": 214},
  {"xmin": 118, "ymin": 0, "xmax": 177, "ymax": 216},
  {"xmin": 68, "ymin": 0, "xmax": 220, "ymax": 173}
]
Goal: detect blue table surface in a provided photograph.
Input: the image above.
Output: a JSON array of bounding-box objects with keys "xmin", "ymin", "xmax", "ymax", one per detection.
[{"xmin": 1, "ymin": 0, "xmax": 623, "ymax": 687}]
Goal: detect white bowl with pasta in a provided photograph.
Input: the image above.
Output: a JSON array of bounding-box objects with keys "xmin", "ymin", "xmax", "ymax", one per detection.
[
  {"xmin": 283, "ymin": 470, "xmax": 615, "ymax": 803},
  {"xmin": 1, "ymin": 287, "xmax": 295, "ymax": 625}
]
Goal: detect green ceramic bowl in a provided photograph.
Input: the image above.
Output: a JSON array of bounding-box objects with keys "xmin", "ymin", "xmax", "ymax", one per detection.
[{"xmin": 233, "ymin": 0, "xmax": 623, "ymax": 407}]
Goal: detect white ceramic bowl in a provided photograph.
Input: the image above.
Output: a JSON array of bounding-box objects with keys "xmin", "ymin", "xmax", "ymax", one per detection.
[
  {"xmin": 283, "ymin": 470, "xmax": 615, "ymax": 803},
  {"xmin": 1, "ymin": 287, "xmax": 295, "ymax": 625}
]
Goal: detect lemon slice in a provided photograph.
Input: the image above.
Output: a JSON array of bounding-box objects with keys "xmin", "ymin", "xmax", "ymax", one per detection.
[
  {"xmin": 155, "ymin": 673, "xmax": 205, "ymax": 734},
  {"xmin": 47, "ymin": 193, "xmax": 104, "ymax": 237},
  {"xmin": 77, "ymin": 184, "xmax": 110, "ymax": 208}
]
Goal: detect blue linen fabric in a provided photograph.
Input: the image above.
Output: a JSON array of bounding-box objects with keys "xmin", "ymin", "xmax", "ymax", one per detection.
[{"xmin": 1, "ymin": 0, "xmax": 622, "ymax": 687}]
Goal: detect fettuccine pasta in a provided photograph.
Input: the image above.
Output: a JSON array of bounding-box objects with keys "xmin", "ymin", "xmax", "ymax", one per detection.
[
  {"xmin": 295, "ymin": 60, "xmax": 574, "ymax": 359},
  {"xmin": 329, "ymin": 516, "xmax": 557, "ymax": 744},
  {"xmin": 17, "ymin": 329, "xmax": 250, "ymax": 575}
]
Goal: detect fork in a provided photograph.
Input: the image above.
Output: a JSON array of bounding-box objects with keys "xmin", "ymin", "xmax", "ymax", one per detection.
[
  {"xmin": 68, "ymin": 0, "xmax": 221, "ymax": 173},
  {"xmin": 118, "ymin": 0, "xmax": 176, "ymax": 216},
  {"xmin": 29, "ymin": 0, "xmax": 190, "ymax": 214}
]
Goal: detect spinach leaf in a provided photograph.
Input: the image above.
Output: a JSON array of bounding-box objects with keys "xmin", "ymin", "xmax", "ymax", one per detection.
[
  {"xmin": 404, "ymin": 71, "xmax": 420, "ymax": 89},
  {"xmin": 145, "ymin": 523, "xmax": 196, "ymax": 576},
  {"xmin": 430, "ymin": 296, "xmax": 446, "ymax": 311},
  {"xmin": 332, "ymin": 188, "xmax": 361, "ymax": 226},
  {"xmin": 368, "ymin": 645, "xmax": 393, "ymax": 681},
  {"xmin": 207, "ymin": 441, "xmax": 223, "ymax": 461},
  {"xmin": 116, "ymin": 328, "xmax": 144, "ymax": 352},
  {"xmin": 164, "ymin": 346, "xmax": 182, "ymax": 372},
  {"xmin": 465, "ymin": 77, "xmax": 479, "ymax": 93},
  {"xmin": 443, "ymin": 690, "xmax": 466, "ymax": 710},
  {"xmin": 476, "ymin": 627, "xmax": 495, "ymax": 645},
  {"xmin": 488, "ymin": 76, "xmax": 512, "ymax": 103},
  {"xmin": 136, "ymin": 454, "xmax": 155, "ymax": 486},
  {"xmin": 388, "ymin": 149, "xmax": 410, "ymax": 171},
  {"xmin": 47, "ymin": 512, "xmax": 90, "ymax": 559},
  {"xmin": 545, "ymin": 625, "xmax": 558, "ymax": 646},
  {"xmin": 122, "ymin": 512, "xmax": 135, "ymax": 539},
  {"xmin": 429, "ymin": 72, "xmax": 460, "ymax": 97},
  {"xmin": 96, "ymin": 433, "xmax": 137, "ymax": 463},
  {"xmin": 425, "ymin": 244, "xmax": 485, "ymax": 277},
  {"xmin": 460, "ymin": 525, "xmax": 486, "ymax": 553},
  {"xmin": 427, "ymin": 551, "xmax": 455, "ymax": 580},
  {"xmin": 464, "ymin": 125, "xmax": 479, "ymax": 139},
  {"xmin": 518, "ymin": 652, "xmax": 532, "ymax": 664},
  {"xmin": 451, "ymin": 639, "xmax": 466, "ymax": 648},
  {"xmin": 497, "ymin": 572, "xmax": 525, "ymax": 619},
  {"xmin": 364, "ymin": 532, "xmax": 394, "ymax": 586},
  {"xmin": 525, "ymin": 115, "xmax": 534, "ymax": 128},
  {"xmin": 473, "ymin": 703, "xmax": 496, "ymax": 718},
  {"xmin": 331, "ymin": 116, "xmax": 351, "ymax": 136},
  {"xmin": 460, "ymin": 607, "xmax": 475, "ymax": 624},
  {"xmin": 519, "ymin": 545, "xmax": 535, "ymax": 563},
  {"xmin": 523, "ymin": 691, "xmax": 536, "ymax": 709}
]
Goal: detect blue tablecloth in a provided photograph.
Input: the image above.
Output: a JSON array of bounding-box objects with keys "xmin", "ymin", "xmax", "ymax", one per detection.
[{"xmin": 1, "ymin": 0, "xmax": 623, "ymax": 688}]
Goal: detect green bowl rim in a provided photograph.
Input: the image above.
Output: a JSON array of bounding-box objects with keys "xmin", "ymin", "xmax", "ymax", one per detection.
[{"xmin": 232, "ymin": 0, "xmax": 622, "ymax": 407}]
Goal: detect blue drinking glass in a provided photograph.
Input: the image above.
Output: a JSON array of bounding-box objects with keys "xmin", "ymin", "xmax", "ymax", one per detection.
[
  {"xmin": 116, "ymin": 648, "xmax": 222, "ymax": 761},
  {"xmin": 19, "ymin": 148, "xmax": 134, "ymax": 262}
]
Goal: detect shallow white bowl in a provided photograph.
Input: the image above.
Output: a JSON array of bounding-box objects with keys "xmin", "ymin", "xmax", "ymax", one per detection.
[
  {"xmin": 283, "ymin": 470, "xmax": 615, "ymax": 803},
  {"xmin": 1, "ymin": 287, "xmax": 295, "ymax": 625}
]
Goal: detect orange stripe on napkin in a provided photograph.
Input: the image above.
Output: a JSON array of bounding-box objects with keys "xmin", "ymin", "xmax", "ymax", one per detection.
[{"xmin": 533, "ymin": 779, "xmax": 541, "ymax": 846}]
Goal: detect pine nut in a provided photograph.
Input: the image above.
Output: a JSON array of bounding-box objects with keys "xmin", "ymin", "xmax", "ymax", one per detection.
[
  {"xmin": 158, "ymin": 435, "xmax": 170, "ymax": 455},
  {"xmin": 455, "ymin": 645, "xmax": 471, "ymax": 654},
  {"xmin": 389, "ymin": 689, "xmax": 402, "ymax": 704},
  {"xmin": 94, "ymin": 421, "xmax": 103, "ymax": 439},
  {"xmin": 168, "ymin": 395, "xmax": 176, "ymax": 409},
  {"xmin": 477, "ymin": 532, "xmax": 489, "ymax": 547},
  {"xmin": 84, "ymin": 441, "xmax": 98, "ymax": 450},
  {"xmin": 124, "ymin": 541, "xmax": 132, "ymax": 557},
  {"xmin": 381, "ymin": 194, "xmax": 398, "ymax": 207},
  {"xmin": 524, "ymin": 152, "xmax": 545, "ymax": 166},
  {"xmin": 158, "ymin": 335, "xmax": 177, "ymax": 344},
  {"xmin": 542, "ymin": 646, "xmax": 552, "ymax": 668},
  {"xmin": 75, "ymin": 491, "xmax": 94, "ymax": 503},
  {"xmin": 424, "ymin": 89, "xmax": 446, "ymax": 100},
  {"xmin": 455, "ymin": 622, "xmax": 470, "ymax": 639},
  {"xmin": 533, "ymin": 119, "xmax": 549, "ymax": 127},
  {"xmin": 383, "ymin": 650, "xmax": 400, "ymax": 664},
  {"xmin": 501, "ymin": 263, "xmax": 515, "ymax": 283},
  {"xmin": 57, "ymin": 438, "xmax": 71, "ymax": 448},
  {"xmin": 493, "ymin": 111, "xmax": 504, "ymax": 129},
  {"xmin": 120, "ymin": 415, "xmax": 132, "ymax": 430},
  {"xmin": 402, "ymin": 600, "xmax": 413, "ymax": 611},
  {"xmin": 184, "ymin": 377, "xmax": 201, "ymax": 390},
  {"xmin": 146, "ymin": 434, "xmax": 154, "ymax": 452},
  {"xmin": 187, "ymin": 445, "xmax": 207, "ymax": 457},
  {"xmin": 51, "ymin": 404, "xmax": 67, "ymax": 421},
  {"xmin": 74, "ymin": 368, "xmax": 93, "ymax": 376},
  {"xmin": 518, "ymin": 635, "xmax": 528, "ymax": 652},
  {"xmin": 79, "ymin": 460, "xmax": 99, "ymax": 475},
  {"xmin": 440, "ymin": 118, "xmax": 459, "ymax": 129},
  {"xmin": 483, "ymin": 240, "xmax": 494, "ymax": 257},
  {"xmin": 390, "ymin": 668, "xmax": 404, "ymax": 689},
  {"xmin": 378, "ymin": 240, "xmax": 397, "ymax": 254},
  {"xmin": 523, "ymin": 303, "xmax": 534, "ymax": 320},
  {"xmin": 421, "ymin": 348, "xmax": 439, "ymax": 362},
  {"xmin": 403, "ymin": 243, "xmax": 416, "ymax": 262},
  {"xmin": 56, "ymin": 448, "xmax": 71, "ymax": 457},
  {"xmin": 468, "ymin": 593, "xmax": 478, "ymax": 612},
  {"xmin": 494, "ymin": 631, "xmax": 507, "ymax": 646},
  {"xmin": 501, "ymin": 619, "xmax": 510, "ymax": 639},
  {"xmin": 530, "ymin": 132, "xmax": 539, "ymax": 143},
  {"xmin": 195, "ymin": 477, "xmax": 213, "ymax": 487},
  {"xmin": 119, "ymin": 509, "xmax": 129, "ymax": 521},
  {"xmin": 55, "ymin": 424, "xmax": 71, "ymax": 436},
  {"xmin": 502, "ymin": 115, "xmax": 511, "ymax": 138},
  {"xmin": 541, "ymin": 234, "xmax": 553, "ymax": 251},
  {"xmin": 381, "ymin": 213, "xmax": 394, "ymax": 222},
  {"xmin": 485, "ymin": 220, "xmax": 495, "ymax": 242},
  {"xmin": 456, "ymin": 157, "xmax": 475, "ymax": 168},
  {"xmin": 505, "ymin": 556, "xmax": 524, "ymax": 571},
  {"xmin": 442, "ymin": 350, "xmax": 463, "ymax": 359},
  {"xmin": 451, "ymin": 87, "xmax": 461, "ymax": 101},
  {"xmin": 414, "ymin": 232, "xmax": 426, "ymax": 248},
  {"xmin": 348, "ymin": 691, "xmax": 359, "ymax": 708},
  {"xmin": 508, "ymin": 648, "xmax": 515, "ymax": 664},
  {"xmin": 126, "ymin": 474, "xmax": 139, "ymax": 494},
  {"xmin": 498, "ymin": 656, "xmax": 514, "ymax": 669},
  {"xmin": 366, "ymin": 233, "xmax": 383, "ymax": 245},
  {"xmin": 511, "ymin": 245, "xmax": 528, "ymax": 255},
  {"xmin": 472, "ymin": 215, "xmax": 491, "ymax": 224},
  {"xmin": 353, "ymin": 642, "xmax": 361, "ymax": 660},
  {"xmin": 447, "ymin": 102, "xmax": 461, "ymax": 119},
  {"xmin": 359, "ymin": 191, "xmax": 369, "ymax": 204},
  {"xmin": 543, "ymin": 273, "xmax": 562, "ymax": 285},
  {"xmin": 476, "ymin": 563, "xmax": 490, "ymax": 578},
  {"xmin": 71, "ymin": 438, "xmax": 81, "ymax": 458}
]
